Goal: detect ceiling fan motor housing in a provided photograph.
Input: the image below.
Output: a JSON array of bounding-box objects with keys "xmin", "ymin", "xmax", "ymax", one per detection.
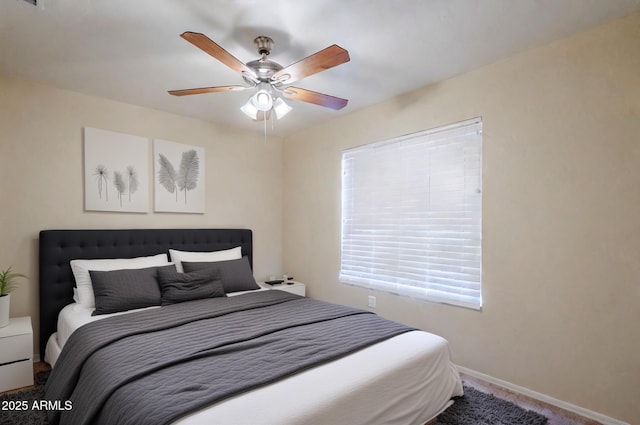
[
  {"xmin": 243, "ymin": 36, "xmax": 285, "ymax": 84},
  {"xmin": 246, "ymin": 59, "xmax": 283, "ymax": 82}
]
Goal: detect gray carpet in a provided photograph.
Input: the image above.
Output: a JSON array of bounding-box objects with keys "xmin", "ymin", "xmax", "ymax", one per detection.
[
  {"xmin": 436, "ymin": 384, "xmax": 549, "ymax": 425},
  {"xmin": 0, "ymin": 371, "xmax": 48, "ymax": 425},
  {"xmin": 1, "ymin": 373, "xmax": 548, "ymax": 425}
]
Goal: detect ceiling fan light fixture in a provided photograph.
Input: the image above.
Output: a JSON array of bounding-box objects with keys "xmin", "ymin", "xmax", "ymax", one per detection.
[
  {"xmin": 241, "ymin": 94, "xmax": 291, "ymax": 121},
  {"xmin": 240, "ymin": 100, "xmax": 259, "ymax": 120},
  {"xmin": 273, "ymin": 97, "xmax": 292, "ymax": 120},
  {"xmin": 250, "ymin": 89, "xmax": 273, "ymax": 111}
]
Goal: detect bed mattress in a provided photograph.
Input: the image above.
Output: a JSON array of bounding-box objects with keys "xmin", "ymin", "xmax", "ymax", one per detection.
[{"xmin": 45, "ymin": 290, "xmax": 463, "ymax": 425}]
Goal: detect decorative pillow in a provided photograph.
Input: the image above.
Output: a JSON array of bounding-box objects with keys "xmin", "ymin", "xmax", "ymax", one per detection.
[
  {"xmin": 169, "ymin": 246, "xmax": 242, "ymax": 273},
  {"xmin": 182, "ymin": 256, "xmax": 259, "ymax": 293},
  {"xmin": 89, "ymin": 265, "xmax": 175, "ymax": 316},
  {"xmin": 70, "ymin": 254, "xmax": 170, "ymax": 308},
  {"xmin": 157, "ymin": 266, "xmax": 226, "ymax": 305}
]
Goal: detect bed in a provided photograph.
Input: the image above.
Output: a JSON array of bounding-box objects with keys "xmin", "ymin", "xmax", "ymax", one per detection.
[{"xmin": 39, "ymin": 228, "xmax": 463, "ymax": 425}]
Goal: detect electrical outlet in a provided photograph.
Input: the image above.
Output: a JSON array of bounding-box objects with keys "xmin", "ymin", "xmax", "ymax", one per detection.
[{"xmin": 367, "ymin": 295, "xmax": 376, "ymax": 308}]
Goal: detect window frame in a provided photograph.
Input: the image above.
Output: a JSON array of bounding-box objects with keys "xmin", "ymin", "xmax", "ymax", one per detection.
[{"xmin": 339, "ymin": 117, "xmax": 483, "ymax": 310}]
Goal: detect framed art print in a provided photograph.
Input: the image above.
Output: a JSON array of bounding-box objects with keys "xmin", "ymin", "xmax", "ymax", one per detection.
[
  {"xmin": 153, "ymin": 139, "xmax": 205, "ymax": 213},
  {"xmin": 84, "ymin": 127, "xmax": 149, "ymax": 213}
]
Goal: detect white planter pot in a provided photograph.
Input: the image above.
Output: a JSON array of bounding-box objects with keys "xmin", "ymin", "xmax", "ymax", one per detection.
[{"xmin": 0, "ymin": 294, "xmax": 9, "ymax": 327}]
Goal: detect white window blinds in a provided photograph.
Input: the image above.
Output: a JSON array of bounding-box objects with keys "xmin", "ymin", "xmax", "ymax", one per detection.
[{"xmin": 340, "ymin": 118, "xmax": 482, "ymax": 309}]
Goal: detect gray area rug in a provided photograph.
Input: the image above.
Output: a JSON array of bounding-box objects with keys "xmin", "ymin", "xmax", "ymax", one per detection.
[
  {"xmin": 1, "ymin": 372, "xmax": 548, "ymax": 425},
  {"xmin": 436, "ymin": 384, "xmax": 548, "ymax": 425},
  {"xmin": 0, "ymin": 371, "xmax": 48, "ymax": 425}
]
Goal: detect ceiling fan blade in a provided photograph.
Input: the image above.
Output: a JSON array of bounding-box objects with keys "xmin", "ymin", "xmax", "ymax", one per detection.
[
  {"xmin": 272, "ymin": 45, "xmax": 350, "ymax": 85},
  {"xmin": 181, "ymin": 32, "xmax": 256, "ymax": 78},
  {"xmin": 168, "ymin": 85, "xmax": 249, "ymax": 96},
  {"xmin": 283, "ymin": 87, "xmax": 348, "ymax": 110}
]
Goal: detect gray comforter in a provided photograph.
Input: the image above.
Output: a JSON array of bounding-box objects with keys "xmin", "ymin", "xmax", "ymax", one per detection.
[{"xmin": 45, "ymin": 290, "xmax": 413, "ymax": 425}]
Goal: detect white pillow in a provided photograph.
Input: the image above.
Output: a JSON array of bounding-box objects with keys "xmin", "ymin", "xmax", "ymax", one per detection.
[
  {"xmin": 70, "ymin": 254, "xmax": 170, "ymax": 308},
  {"xmin": 169, "ymin": 246, "xmax": 242, "ymax": 273}
]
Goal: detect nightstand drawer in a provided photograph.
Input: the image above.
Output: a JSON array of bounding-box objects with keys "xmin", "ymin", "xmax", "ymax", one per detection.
[
  {"xmin": 0, "ymin": 333, "xmax": 32, "ymax": 364},
  {"xmin": 0, "ymin": 317, "xmax": 33, "ymax": 366},
  {"xmin": 0, "ymin": 360, "xmax": 33, "ymax": 392}
]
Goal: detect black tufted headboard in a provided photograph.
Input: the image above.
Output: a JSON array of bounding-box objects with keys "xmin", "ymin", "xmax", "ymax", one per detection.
[{"xmin": 38, "ymin": 228, "xmax": 252, "ymax": 360}]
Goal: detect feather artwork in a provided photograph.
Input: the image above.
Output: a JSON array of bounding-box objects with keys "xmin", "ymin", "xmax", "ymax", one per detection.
[
  {"xmin": 158, "ymin": 154, "xmax": 178, "ymax": 202},
  {"xmin": 85, "ymin": 127, "xmax": 150, "ymax": 213},
  {"xmin": 126, "ymin": 166, "xmax": 138, "ymax": 203},
  {"xmin": 177, "ymin": 149, "xmax": 199, "ymax": 204},
  {"xmin": 94, "ymin": 165, "xmax": 109, "ymax": 201},
  {"xmin": 113, "ymin": 171, "xmax": 126, "ymax": 207},
  {"xmin": 153, "ymin": 140, "xmax": 205, "ymax": 213}
]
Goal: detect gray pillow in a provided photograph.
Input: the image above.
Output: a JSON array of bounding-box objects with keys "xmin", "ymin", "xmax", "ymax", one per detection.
[
  {"xmin": 89, "ymin": 265, "xmax": 174, "ymax": 316},
  {"xmin": 157, "ymin": 266, "xmax": 226, "ymax": 306},
  {"xmin": 182, "ymin": 256, "xmax": 259, "ymax": 293}
]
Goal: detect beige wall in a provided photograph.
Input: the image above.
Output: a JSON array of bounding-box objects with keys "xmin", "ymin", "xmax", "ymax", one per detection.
[
  {"xmin": 1, "ymin": 11, "xmax": 638, "ymax": 424},
  {"xmin": 0, "ymin": 75, "xmax": 284, "ymax": 354},
  {"xmin": 283, "ymin": 13, "xmax": 640, "ymax": 424}
]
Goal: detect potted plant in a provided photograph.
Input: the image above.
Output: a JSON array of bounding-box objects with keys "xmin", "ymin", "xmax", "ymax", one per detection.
[{"xmin": 0, "ymin": 266, "xmax": 26, "ymax": 327}]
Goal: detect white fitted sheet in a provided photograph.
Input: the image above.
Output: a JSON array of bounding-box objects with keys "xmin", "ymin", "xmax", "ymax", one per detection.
[{"xmin": 46, "ymin": 292, "xmax": 463, "ymax": 425}]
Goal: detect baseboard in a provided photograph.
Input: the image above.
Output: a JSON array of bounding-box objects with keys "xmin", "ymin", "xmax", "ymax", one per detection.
[{"xmin": 457, "ymin": 366, "xmax": 630, "ymax": 425}]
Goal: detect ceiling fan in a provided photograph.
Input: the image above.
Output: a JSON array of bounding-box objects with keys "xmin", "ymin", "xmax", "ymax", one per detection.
[{"xmin": 168, "ymin": 32, "xmax": 350, "ymax": 121}]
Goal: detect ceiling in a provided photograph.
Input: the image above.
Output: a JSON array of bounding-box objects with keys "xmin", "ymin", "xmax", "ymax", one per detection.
[{"xmin": 1, "ymin": 0, "xmax": 639, "ymax": 137}]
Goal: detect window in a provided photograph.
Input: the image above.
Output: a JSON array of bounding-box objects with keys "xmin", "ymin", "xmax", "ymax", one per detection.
[{"xmin": 340, "ymin": 118, "xmax": 482, "ymax": 309}]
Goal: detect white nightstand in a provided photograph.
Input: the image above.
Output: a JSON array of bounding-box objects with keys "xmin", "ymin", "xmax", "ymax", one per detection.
[
  {"xmin": 0, "ymin": 316, "xmax": 34, "ymax": 393},
  {"xmin": 265, "ymin": 281, "xmax": 306, "ymax": 297}
]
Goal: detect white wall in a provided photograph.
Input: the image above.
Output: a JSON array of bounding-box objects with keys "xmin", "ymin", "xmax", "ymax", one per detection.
[
  {"xmin": 283, "ymin": 13, "xmax": 640, "ymax": 424},
  {"xmin": 0, "ymin": 74, "xmax": 284, "ymax": 353}
]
